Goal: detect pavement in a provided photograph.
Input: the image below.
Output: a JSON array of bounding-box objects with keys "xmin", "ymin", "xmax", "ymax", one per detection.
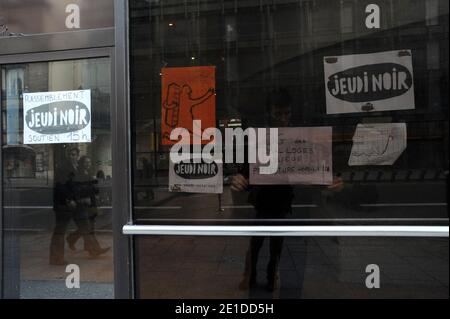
[
  {"xmin": 136, "ymin": 236, "xmax": 449, "ymax": 299},
  {"xmin": 3, "ymin": 215, "xmax": 448, "ymax": 299},
  {"xmin": 2, "ymin": 178, "xmax": 448, "ymax": 299}
]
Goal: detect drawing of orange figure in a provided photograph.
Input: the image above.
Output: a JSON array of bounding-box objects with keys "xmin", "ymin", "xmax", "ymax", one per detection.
[
  {"xmin": 163, "ymin": 83, "xmax": 183, "ymax": 129},
  {"xmin": 161, "ymin": 66, "xmax": 216, "ymax": 145}
]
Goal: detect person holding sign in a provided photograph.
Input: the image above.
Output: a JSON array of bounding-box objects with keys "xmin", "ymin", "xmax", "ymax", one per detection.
[{"xmin": 231, "ymin": 88, "xmax": 343, "ymax": 293}]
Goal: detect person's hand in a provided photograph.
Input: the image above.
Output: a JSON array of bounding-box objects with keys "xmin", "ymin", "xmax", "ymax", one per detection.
[
  {"xmin": 230, "ymin": 174, "xmax": 249, "ymax": 192},
  {"xmin": 327, "ymin": 176, "xmax": 344, "ymax": 192},
  {"xmin": 67, "ymin": 200, "xmax": 77, "ymax": 210}
]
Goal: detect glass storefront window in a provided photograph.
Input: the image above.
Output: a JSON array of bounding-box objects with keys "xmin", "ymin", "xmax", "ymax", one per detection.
[
  {"xmin": 129, "ymin": 0, "xmax": 448, "ymax": 298},
  {"xmin": 130, "ymin": 0, "xmax": 449, "ymax": 223}
]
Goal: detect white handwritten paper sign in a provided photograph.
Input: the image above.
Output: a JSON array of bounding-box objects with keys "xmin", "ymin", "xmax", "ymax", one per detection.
[
  {"xmin": 23, "ymin": 90, "xmax": 91, "ymax": 144},
  {"xmin": 169, "ymin": 154, "xmax": 223, "ymax": 194},
  {"xmin": 324, "ymin": 50, "xmax": 415, "ymax": 114},
  {"xmin": 348, "ymin": 123, "xmax": 407, "ymax": 166},
  {"xmin": 250, "ymin": 127, "xmax": 333, "ymax": 185}
]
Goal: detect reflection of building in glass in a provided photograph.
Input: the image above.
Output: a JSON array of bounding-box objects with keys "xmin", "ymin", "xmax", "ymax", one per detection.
[
  {"xmin": 130, "ymin": 0, "xmax": 449, "ymax": 185},
  {"xmin": 2, "ymin": 145, "xmax": 36, "ymax": 178}
]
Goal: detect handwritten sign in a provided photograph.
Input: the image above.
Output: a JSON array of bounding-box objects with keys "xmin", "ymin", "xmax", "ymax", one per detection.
[
  {"xmin": 250, "ymin": 127, "xmax": 333, "ymax": 185},
  {"xmin": 348, "ymin": 123, "xmax": 407, "ymax": 166},
  {"xmin": 23, "ymin": 90, "xmax": 91, "ymax": 145},
  {"xmin": 324, "ymin": 50, "xmax": 415, "ymax": 114},
  {"xmin": 161, "ymin": 66, "xmax": 216, "ymax": 145}
]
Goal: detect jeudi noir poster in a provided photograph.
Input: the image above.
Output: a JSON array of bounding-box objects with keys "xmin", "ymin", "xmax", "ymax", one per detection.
[
  {"xmin": 23, "ymin": 89, "xmax": 91, "ymax": 144},
  {"xmin": 169, "ymin": 154, "xmax": 223, "ymax": 194},
  {"xmin": 324, "ymin": 50, "xmax": 415, "ymax": 114}
]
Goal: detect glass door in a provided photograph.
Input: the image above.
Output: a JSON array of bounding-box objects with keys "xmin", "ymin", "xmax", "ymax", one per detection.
[{"xmin": 1, "ymin": 57, "xmax": 114, "ymax": 298}]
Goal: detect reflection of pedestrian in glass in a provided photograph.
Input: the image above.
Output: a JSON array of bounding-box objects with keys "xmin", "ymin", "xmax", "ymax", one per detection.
[
  {"xmin": 231, "ymin": 88, "xmax": 294, "ymax": 292},
  {"xmin": 49, "ymin": 147, "xmax": 79, "ymax": 265},
  {"xmin": 96, "ymin": 170, "xmax": 106, "ymax": 181},
  {"xmin": 67, "ymin": 156, "xmax": 110, "ymax": 257}
]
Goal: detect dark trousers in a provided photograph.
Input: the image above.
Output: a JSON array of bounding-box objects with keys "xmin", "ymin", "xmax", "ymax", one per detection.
[
  {"xmin": 67, "ymin": 206, "xmax": 97, "ymax": 245},
  {"xmin": 49, "ymin": 209, "xmax": 72, "ymax": 263},
  {"xmin": 247, "ymin": 236, "xmax": 284, "ymax": 280}
]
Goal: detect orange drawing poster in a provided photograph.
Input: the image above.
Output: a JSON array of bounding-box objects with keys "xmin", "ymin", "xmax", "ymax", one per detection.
[{"xmin": 161, "ymin": 66, "xmax": 216, "ymax": 145}]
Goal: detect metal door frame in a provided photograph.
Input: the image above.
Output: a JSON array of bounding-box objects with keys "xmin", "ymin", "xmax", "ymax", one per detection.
[{"xmin": 0, "ymin": 21, "xmax": 133, "ymax": 298}]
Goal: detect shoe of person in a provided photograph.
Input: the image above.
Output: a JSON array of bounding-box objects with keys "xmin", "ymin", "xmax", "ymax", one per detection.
[
  {"xmin": 266, "ymin": 273, "xmax": 279, "ymax": 292},
  {"xmin": 49, "ymin": 257, "xmax": 69, "ymax": 266},
  {"xmin": 87, "ymin": 246, "xmax": 110, "ymax": 258},
  {"xmin": 238, "ymin": 272, "xmax": 257, "ymax": 291},
  {"xmin": 66, "ymin": 233, "xmax": 80, "ymax": 251},
  {"xmin": 249, "ymin": 273, "xmax": 256, "ymax": 287},
  {"xmin": 83, "ymin": 234, "xmax": 110, "ymax": 257},
  {"xmin": 238, "ymin": 276, "xmax": 249, "ymax": 291}
]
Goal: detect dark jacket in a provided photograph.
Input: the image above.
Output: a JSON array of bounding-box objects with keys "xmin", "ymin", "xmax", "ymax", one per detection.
[
  {"xmin": 53, "ymin": 161, "xmax": 77, "ymax": 210},
  {"xmin": 240, "ymin": 162, "xmax": 294, "ymax": 218},
  {"xmin": 73, "ymin": 170, "xmax": 99, "ymax": 208}
]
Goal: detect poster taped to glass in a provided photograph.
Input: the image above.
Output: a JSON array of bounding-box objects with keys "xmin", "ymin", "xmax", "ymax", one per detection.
[
  {"xmin": 161, "ymin": 66, "xmax": 216, "ymax": 145},
  {"xmin": 23, "ymin": 89, "xmax": 91, "ymax": 144},
  {"xmin": 324, "ymin": 50, "xmax": 415, "ymax": 114},
  {"xmin": 250, "ymin": 127, "xmax": 333, "ymax": 185},
  {"xmin": 348, "ymin": 123, "xmax": 407, "ymax": 166},
  {"xmin": 169, "ymin": 154, "xmax": 223, "ymax": 194}
]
